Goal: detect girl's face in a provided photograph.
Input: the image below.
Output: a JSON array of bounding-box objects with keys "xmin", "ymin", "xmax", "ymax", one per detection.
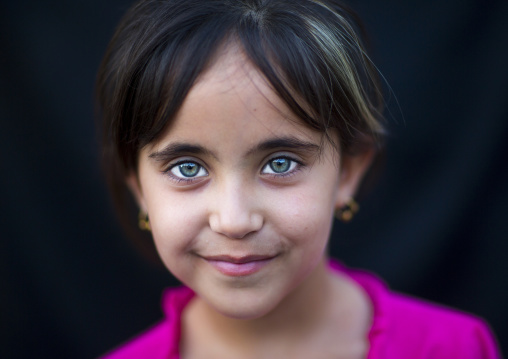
[{"xmin": 129, "ymin": 48, "xmax": 371, "ymax": 319}]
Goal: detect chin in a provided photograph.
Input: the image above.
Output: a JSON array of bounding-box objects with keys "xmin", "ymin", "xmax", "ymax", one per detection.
[
  {"xmin": 214, "ymin": 302, "xmax": 276, "ymax": 321},
  {"xmin": 203, "ymin": 287, "xmax": 286, "ymax": 320}
]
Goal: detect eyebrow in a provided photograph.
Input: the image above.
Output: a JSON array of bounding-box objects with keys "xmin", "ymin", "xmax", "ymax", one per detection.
[
  {"xmin": 149, "ymin": 136, "xmax": 320, "ymax": 162},
  {"xmin": 149, "ymin": 143, "xmax": 214, "ymax": 162},
  {"xmin": 245, "ymin": 136, "xmax": 320, "ymax": 156}
]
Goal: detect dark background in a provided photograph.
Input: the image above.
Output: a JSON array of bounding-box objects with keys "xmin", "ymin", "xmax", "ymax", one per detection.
[{"xmin": 1, "ymin": 0, "xmax": 507, "ymax": 357}]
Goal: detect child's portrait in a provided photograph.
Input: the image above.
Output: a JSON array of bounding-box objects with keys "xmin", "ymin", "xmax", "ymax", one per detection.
[{"xmin": 1, "ymin": 0, "xmax": 506, "ymax": 358}]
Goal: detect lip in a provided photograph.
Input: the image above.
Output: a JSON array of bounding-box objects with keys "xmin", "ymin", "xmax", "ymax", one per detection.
[{"xmin": 203, "ymin": 255, "xmax": 276, "ymax": 277}]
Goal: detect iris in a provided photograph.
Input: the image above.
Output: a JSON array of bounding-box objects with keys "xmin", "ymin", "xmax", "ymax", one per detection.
[
  {"xmin": 178, "ymin": 162, "xmax": 199, "ymax": 177},
  {"xmin": 269, "ymin": 158, "xmax": 290, "ymax": 173}
]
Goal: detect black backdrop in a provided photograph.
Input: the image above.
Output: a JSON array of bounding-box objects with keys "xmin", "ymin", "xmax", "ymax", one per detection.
[{"xmin": 1, "ymin": 0, "xmax": 507, "ymax": 357}]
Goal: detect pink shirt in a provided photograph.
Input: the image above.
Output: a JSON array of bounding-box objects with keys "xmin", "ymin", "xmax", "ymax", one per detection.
[{"xmin": 102, "ymin": 261, "xmax": 501, "ymax": 358}]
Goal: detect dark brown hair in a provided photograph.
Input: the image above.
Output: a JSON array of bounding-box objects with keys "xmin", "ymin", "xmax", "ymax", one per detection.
[{"xmin": 96, "ymin": 0, "xmax": 384, "ymax": 250}]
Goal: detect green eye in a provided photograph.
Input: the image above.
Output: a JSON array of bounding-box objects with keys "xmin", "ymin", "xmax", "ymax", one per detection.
[
  {"xmin": 179, "ymin": 163, "xmax": 199, "ymax": 177},
  {"xmin": 170, "ymin": 161, "xmax": 207, "ymax": 179},
  {"xmin": 262, "ymin": 157, "xmax": 299, "ymax": 175},
  {"xmin": 269, "ymin": 158, "xmax": 290, "ymax": 173}
]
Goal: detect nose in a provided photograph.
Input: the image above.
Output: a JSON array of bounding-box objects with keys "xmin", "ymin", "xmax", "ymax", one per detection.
[{"xmin": 209, "ymin": 181, "xmax": 263, "ymax": 239}]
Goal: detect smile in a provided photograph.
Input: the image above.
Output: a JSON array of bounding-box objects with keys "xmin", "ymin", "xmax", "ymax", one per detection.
[{"xmin": 203, "ymin": 255, "xmax": 276, "ymax": 277}]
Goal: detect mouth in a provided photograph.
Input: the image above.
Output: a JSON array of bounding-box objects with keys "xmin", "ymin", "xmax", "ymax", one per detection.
[{"xmin": 202, "ymin": 254, "xmax": 276, "ymax": 277}]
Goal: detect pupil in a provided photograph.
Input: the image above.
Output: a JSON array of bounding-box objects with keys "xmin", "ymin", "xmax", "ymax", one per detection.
[
  {"xmin": 270, "ymin": 158, "xmax": 289, "ymax": 173},
  {"xmin": 179, "ymin": 163, "xmax": 199, "ymax": 177}
]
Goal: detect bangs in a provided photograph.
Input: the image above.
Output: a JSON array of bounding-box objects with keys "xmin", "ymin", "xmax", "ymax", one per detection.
[{"xmin": 97, "ymin": 0, "xmax": 384, "ymax": 174}]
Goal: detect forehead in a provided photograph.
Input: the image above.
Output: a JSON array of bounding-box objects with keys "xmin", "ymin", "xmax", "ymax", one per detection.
[
  {"xmin": 194, "ymin": 44, "xmax": 255, "ymax": 92},
  {"xmin": 190, "ymin": 44, "xmax": 292, "ymax": 120},
  {"xmin": 149, "ymin": 46, "xmax": 320, "ymax": 153}
]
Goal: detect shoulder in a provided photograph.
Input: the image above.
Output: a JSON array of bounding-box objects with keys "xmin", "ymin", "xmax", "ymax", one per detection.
[
  {"xmin": 382, "ymin": 292, "xmax": 500, "ymax": 358},
  {"xmin": 329, "ymin": 261, "xmax": 501, "ymax": 359},
  {"xmin": 100, "ymin": 320, "xmax": 173, "ymax": 359},
  {"xmin": 100, "ymin": 286, "xmax": 194, "ymax": 359}
]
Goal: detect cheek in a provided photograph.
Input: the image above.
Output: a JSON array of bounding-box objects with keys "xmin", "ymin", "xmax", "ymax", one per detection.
[
  {"xmin": 144, "ymin": 189, "xmax": 205, "ymax": 262},
  {"xmin": 149, "ymin": 209, "xmax": 203, "ymax": 283},
  {"xmin": 269, "ymin": 183, "xmax": 336, "ymax": 246}
]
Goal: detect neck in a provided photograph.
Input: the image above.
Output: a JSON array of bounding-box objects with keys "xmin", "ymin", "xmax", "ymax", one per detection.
[{"xmin": 180, "ymin": 258, "xmax": 370, "ymax": 357}]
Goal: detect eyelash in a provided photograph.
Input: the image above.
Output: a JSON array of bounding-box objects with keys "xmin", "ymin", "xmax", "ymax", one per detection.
[{"xmin": 163, "ymin": 155, "xmax": 304, "ymax": 184}]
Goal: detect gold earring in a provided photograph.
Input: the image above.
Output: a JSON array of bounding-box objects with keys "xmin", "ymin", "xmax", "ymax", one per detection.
[
  {"xmin": 335, "ymin": 198, "xmax": 359, "ymax": 222},
  {"xmin": 138, "ymin": 210, "xmax": 151, "ymax": 231}
]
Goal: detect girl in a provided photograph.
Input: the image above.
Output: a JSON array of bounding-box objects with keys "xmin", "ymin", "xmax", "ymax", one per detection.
[{"xmin": 96, "ymin": 0, "xmax": 500, "ymax": 357}]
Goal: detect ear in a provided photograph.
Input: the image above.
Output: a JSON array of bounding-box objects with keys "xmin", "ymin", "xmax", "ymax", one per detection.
[
  {"xmin": 335, "ymin": 149, "xmax": 375, "ymax": 209},
  {"xmin": 126, "ymin": 172, "xmax": 148, "ymax": 213}
]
